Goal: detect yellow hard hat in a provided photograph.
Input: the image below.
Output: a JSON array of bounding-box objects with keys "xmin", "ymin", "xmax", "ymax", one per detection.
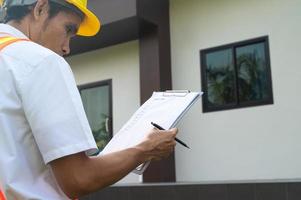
[
  {"xmin": 0, "ymin": 0, "xmax": 101, "ymax": 36},
  {"xmin": 66, "ymin": 0, "xmax": 101, "ymax": 36}
]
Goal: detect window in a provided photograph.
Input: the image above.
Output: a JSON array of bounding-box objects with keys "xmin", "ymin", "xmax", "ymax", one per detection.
[
  {"xmin": 78, "ymin": 80, "xmax": 113, "ymax": 154},
  {"xmin": 200, "ymin": 36, "xmax": 273, "ymax": 112}
]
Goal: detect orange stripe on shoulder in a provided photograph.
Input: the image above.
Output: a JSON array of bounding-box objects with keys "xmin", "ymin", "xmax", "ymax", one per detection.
[
  {"xmin": 0, "ymin": 189, "xmax": 5, "ymax": 200},
  {"xmin": 0, "ymin": 37, "xmax": 30, "ymax": 51}
]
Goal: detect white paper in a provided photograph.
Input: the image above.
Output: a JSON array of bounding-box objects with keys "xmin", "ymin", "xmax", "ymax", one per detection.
[{"xmin": 99, "ymin": 91, "xmax": 203, "ymax": 174}]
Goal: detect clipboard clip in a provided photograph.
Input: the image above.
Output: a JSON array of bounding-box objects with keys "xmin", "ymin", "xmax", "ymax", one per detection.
[{"xmin": 163, "ymin": 90, "xmax": 190, "ymax": 97}]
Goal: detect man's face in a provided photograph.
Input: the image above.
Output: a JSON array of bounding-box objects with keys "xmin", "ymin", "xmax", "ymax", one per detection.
[{"xmin": 32, "ymin": 8, "xmax": 82, "ymax": 56}]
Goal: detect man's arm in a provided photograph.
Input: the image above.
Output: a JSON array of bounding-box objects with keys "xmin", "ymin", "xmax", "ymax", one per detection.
[{"xmin": 50, "ymin": 128, "xmax": 177, "ymax": 199}]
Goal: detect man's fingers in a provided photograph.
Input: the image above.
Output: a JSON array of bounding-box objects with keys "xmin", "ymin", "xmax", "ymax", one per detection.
[
  {"xmin": 169, "ymin": 128, "xmax": 178, "ymax": 137},
  {"xmin": 142, "ymin": 127, "xmax": 179, "ymax": 162}
]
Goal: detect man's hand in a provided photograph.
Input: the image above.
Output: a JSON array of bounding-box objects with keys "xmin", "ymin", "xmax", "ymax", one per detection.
[{"xmin": 136, "ymin": 128, "xmax": 178, "ymax": 162}]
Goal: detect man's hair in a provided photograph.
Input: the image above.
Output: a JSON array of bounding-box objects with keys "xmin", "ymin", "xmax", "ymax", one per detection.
[{"xmin": 3, "ymin": 1, "xmax": 83, "ymax": 23}]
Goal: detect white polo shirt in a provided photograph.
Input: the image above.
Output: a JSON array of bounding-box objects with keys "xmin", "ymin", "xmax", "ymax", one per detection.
[{"xmin": 0, "ymin": 24, "xmax": 98, "ymax": 199}]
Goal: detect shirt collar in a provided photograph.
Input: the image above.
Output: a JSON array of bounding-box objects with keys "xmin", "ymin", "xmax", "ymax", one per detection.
[{"xmin": 0, "ymin": 23, "xmax": 29, "ymax": 39}]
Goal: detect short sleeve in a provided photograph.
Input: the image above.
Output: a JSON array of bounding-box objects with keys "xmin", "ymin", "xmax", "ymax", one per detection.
[{"xmin": 18, "ymin": 54, "xmax": 98, "ymax": 164}]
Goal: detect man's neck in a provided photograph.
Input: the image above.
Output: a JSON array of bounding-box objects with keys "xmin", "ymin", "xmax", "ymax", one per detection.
[{"xmin": 7, "ymin": 18, "xmax": 31, "ymax": 38}]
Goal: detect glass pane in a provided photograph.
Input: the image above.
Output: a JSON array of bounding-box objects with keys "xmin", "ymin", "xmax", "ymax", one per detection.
[
  {"xmin": 205, "ymin": 49, "xmax": 236, "ymax": 107},
  {"xmin": 81, "ymin": 85, "xmax": 111, "ymax": 153},
  {"xmin": 236, "ymin": 42, "xmax": 269, "ymax": 102}
]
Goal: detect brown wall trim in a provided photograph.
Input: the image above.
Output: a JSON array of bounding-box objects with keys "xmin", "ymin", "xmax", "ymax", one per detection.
[
  {"xmin": 138, "ymin": 0, "xmax": 175, "ymax": 183},
  {"xmin": 70, "ymin": 17, "xmax": 139, "ymax": 55},
  {"xmin": 81, "ymin": 182, "xmax": 301, "ymax": 200}
]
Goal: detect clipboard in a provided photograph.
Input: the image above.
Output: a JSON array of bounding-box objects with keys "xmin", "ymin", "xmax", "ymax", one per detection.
[{"xmin": 99, "ymin": 90, "xmax": 203, "ymax": 174}]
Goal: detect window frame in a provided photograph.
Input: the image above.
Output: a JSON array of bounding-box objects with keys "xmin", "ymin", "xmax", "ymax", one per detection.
[
  {"xmin": 78, "ymin": 79, "xmax": 113, "ymax": 141},
  {"xmin": 200, "ymin": 36, "xmax": 274, "ymax": 113}
]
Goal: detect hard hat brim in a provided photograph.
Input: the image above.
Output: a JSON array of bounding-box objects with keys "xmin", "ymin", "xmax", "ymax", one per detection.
[{"xmin": 66, "ymin": 0, "xmax": 101, "ymax": 37}]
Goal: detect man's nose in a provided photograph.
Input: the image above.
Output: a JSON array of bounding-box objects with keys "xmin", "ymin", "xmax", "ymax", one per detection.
[{"xmin": 62, "ymin": 40, "xmax": 70, "ymax": 56}]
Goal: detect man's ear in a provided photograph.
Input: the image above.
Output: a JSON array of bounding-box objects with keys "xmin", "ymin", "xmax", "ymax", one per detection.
[{"xmin": 33, "ymin": 0, "xmax": 49, "ymax": 20}]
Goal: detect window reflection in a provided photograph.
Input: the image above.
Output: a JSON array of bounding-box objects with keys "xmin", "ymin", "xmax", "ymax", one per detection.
[
  {"xmin": 206, "ymin": 49, "xmax": 236, "ymax": 107},
  {"xmin": 80, "ymin": 82, "xmax": 112, "ymax": 153},
  {"xmin": 236, "ymin": 43, "xmax": 269, "ymax": 102},
  {"xmin": 201, "ymin": 36, "xmax": 273, "ymax": 112}
]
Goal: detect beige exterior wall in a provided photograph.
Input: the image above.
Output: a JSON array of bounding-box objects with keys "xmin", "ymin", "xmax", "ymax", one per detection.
[
  {"xmin": 66, "ymin": 0, "xmax": 301, "ymax": 184},
  {"xmin": 66, "ymin": 41, "xmax": 141, "ymax": 183},
  {"xmin": 170, "ymin": 0, "xmax": 301, "ymax": 182}
]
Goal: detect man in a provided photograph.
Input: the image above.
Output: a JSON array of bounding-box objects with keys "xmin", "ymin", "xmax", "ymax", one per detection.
[{"xmin": 0, "ymin": 0, "xmax": 178, "ymax": 199}]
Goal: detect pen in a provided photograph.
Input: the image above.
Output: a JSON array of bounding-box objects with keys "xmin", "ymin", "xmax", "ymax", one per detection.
[{"xmin": 151, "ymin": 122, "xmax": 190, "ymax": 149}]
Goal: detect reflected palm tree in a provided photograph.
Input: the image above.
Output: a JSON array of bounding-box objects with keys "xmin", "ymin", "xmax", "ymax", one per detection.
[
  {"xmin": 92, "ymin": 113, "xmax": 110, "ymax": 153},
  {"xmin": 206, "ymin": 49, "xmax": 268, "ymax": 107},
  {"xmin": 206, "ymin": 64, "xmax": 235, "ymax": 106},
  {"xmin": 237, "ymin": 50, "xmax": 267, "ymax": 102}
]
